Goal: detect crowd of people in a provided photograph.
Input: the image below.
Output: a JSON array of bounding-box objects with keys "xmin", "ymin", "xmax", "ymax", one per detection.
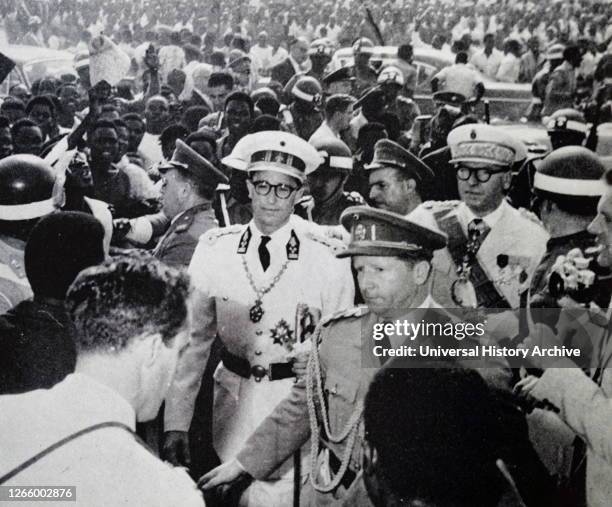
[{"xmin": 1, "ymin": 0, "xmax": 612, "ymax": 506}]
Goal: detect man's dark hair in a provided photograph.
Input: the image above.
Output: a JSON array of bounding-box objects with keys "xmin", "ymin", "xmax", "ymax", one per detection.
[
  {"xmin": 186, "ymin": 130, "xmax": 219, "ymax": 146},
  {"xmin": 183, "ymin": 43, "xmax": 202, "ymax": 61},
  {"xmin": 113, "ymin": 118, "xmax": 128, "ymax": 131},
  {"xmin": 455, "ymin": 51, "xmax": 469, "ymax": 64},
  {"xmin": 210, "ymin": 51, "xmax": 226, "ymax": 67},
  {"xmin": 122, "ymin": 113, "xmax": 145, "ymax": 126},
  {"xmin": 534, "ymin": 189, "xmax": 600, "ymax": 217},
  {"xmin": 208, "ymin": 71, "xmax": 234, "ymax": 90},
  {"xmin": 100, "ymin": 104, "xmax": 120, "ymax": 116},
  {"xmin": 67, "ymin": 253, "xmax": 190, "ymax": 352},
  {"xmin": 0, "ymin": 116, "xmax": 10, "ymax": 130},
  {"xmin": 364, "ymin": 368, "xmax": 504, "ymax": 507},
  {"xmin": 224, "ymin": 91, "xmax": 254, "ymax": 116},
  {"xmin": 182, "ymin": 106, "xmax": 211, "ymax": 132},
  {"xmin": 1, "ymin": 96, "xmax": 26, "ymax": 111},
  {"xmin": 250, "ymin": 114, "xmax": 281, "ymax": 132},
  {"xmin": 26, "ymin": 212, "xmax": 106, "ymax": 300},
  {"xmin": 25, "ymin": 95, "xmax": 56, "ymax": 116},
  {"xmin": 88, "ymin": 119, "xmax": 118, "ymax": 140},
  {"xmin": 398, "ymin": 43, "xmax": 413, "ymax": 61},
  {"xmin": 55, "ymin": 82, "xmax": 78, "ymax": 96},
  {"xmin": 563, "ymin": 44, "xmax": 581, "ymax": 61},
  {"xmin": 254, "ymin": 96, "xmax": 280, "ymax": 116},
  {"xmin": 324, "ymin": 94, "xmax": 355, "ymax": 119},
  {"xmin": 169, "ymin": 31, "xmax": 181, "ymax": 45},
  {"xmin": 159, "ymin": 123, "xmax": 189, "ymax": 147},
  {"xmin": 10, "ymin": 118, "xmax": 40, "ymax": 139}
]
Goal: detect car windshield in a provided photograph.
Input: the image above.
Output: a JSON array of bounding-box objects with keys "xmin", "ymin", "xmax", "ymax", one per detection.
[{"xmin": 22, "ymin": 59, "xmax": 75, "ymax": 84}]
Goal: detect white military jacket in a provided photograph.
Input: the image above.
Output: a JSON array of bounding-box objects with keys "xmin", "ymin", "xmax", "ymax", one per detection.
[{"xmin": 165, "ymin": 215, "xmax": 354, "ymax": 466}]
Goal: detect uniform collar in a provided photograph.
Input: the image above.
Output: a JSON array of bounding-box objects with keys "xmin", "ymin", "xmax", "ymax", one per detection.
[
  {"xmin": 459, "ymin": 199, "xmax": 507, "ymax": 229},
  {"xmin": 248, "ymin": 217, "xmax": 294, "ymax": 254},
  {"xmin": 170, "ymin": 201, "xmax": 212, "ymax": 225}
]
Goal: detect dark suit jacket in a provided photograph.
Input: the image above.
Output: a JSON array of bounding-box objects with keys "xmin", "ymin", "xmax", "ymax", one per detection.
[
  {"xmin": 270, "ymin": 58, "xmax": 297, "ymax": 86},
  {"xmin": 153, "ymin": 203, "xmax": 218, "ymax": 268}
]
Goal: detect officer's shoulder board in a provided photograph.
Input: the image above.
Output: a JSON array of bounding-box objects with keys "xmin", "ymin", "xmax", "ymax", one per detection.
[
  {"xmin": 421, "ymin": 200, "xmax": 461, "ymax": 212},
  {"xmin": 202, "ymin": 224, "xmax": 243, "ymax": 245},
  {"xmin": 305, "ymin": 230, "xmax": 346, "ymax": 254},
  {"xmin": 518, "ymin": 207, "xmax": 545, "ymax": 228},
  {"xmin": 321, "ymin": 305, "xmax": 369, "ymax": 326}
]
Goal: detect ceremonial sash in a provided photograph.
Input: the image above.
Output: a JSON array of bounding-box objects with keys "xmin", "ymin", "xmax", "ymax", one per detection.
[{"xmin": 434, "ymin": 211, "xmax": 510, "ymax": 309}]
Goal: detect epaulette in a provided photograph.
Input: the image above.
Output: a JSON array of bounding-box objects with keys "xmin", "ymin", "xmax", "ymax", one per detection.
[
  {"xmin": 421, "ymin": 200, "xmax": 460, "ymax": 211},
  {"xmin": 306, "ymin": 231, "xmax": 346, "ymax": 254},
  {"xmin": 174, "ymin": 211, "xmax": 196, "ymax": 233},
  {"xmin": 202, "ymin": 224, "xmax": 243, "ymax": 245},
  {"xmin": 321, "ymin": 305, "xmax": 369, "ymax": 326},
  {"xmin": 344, "ymin": 191, "xmax": 365, "ymax": 204},
  {"xmin": 518, "ymin": 207, "xmax": 544, "ymax": 227}
]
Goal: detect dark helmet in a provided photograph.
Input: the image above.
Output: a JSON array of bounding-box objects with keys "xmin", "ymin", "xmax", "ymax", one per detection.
[
  {"xmin": 310, "ymin": 137, "xmax": 353, "ymax": 173},
  {"xmin": 292, "ymin": 76, "xmax": 323, "ymax": 106},
  {"xmin": 0, "ymin": 155, "xmax": 63, "ymax": 221}
]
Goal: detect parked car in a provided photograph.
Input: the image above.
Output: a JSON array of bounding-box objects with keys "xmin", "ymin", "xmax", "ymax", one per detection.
[
  {"xmin": 331, "ymin": 46, "xmax": 533, "ymax": 121},
  {"xmin": 0, "ymin": 45, "xmax": 76, "ymax": 95}
]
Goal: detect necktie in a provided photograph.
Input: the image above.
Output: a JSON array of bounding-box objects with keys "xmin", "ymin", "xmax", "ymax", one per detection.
[
  {"xmin": 258, "ymin": 236, "xmax": 271, "ymax": 272},
  {"xmin": 467, "ymin": 218, "xmax": 488, "ymax": 253}
]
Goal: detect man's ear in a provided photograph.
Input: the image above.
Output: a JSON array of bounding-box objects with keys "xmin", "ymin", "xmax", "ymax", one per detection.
[
  {"xmin": 294, "ymin": 184, "xmax": 305, "ymax": 202},
  {"xmin": 405, "ymin": 177, "xmax": 417, "ymax": 194},
  {"xmin": 502, "ymin": 170, "xmax": 512, "ymax": 191},
  {"xmin": 246, "ymin": 178, "xmax": 255, "ymax": 199},
  {"xmin": 413, "ymin": 259, "xmax": 431, "ymax": 286}
]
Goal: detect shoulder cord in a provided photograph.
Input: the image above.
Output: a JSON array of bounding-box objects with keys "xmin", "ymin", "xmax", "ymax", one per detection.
[
  {"xmin": 306, "ymin": 325, "xmax": 363, "ymax": 493},
  {"xmin": 0, "ymin": 421, "xmax": 135, "ymax": 485}
]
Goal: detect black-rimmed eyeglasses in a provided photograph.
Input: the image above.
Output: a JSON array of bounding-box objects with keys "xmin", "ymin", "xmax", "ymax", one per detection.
[
  {"xmin": 252, "ymin": 180, "xmax": 299, "ymax": 199},
  {"xmin": 456, "ymin": 166, "xmax": 508, "ymax": 183}
]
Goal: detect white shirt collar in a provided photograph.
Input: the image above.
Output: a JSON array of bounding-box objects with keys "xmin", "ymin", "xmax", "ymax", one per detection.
[
  {"xmin": 459, "ymin": 199, "xmax": 507, "ymax": 230},
  {"xmin": 248, "ymin": 218, "xmax": 294, "ymax": 253},
  {"xmin": 63, "ymin": 373, "xmax": 136, "ymax": 430}
]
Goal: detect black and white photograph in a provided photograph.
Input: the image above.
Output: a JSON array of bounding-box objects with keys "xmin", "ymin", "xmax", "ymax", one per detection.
[{"xmin": 0, "ymin": 0, "xmax": 612, "ymax": 505}]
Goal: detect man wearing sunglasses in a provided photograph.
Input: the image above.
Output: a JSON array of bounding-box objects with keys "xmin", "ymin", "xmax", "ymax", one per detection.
[
  {"xmin": 410, "ymin": 124, "xmax": 548, "ymax": 309},
  {"xmin": 163, "ymin": 130, "xmax": 354, "ymax": 506}
]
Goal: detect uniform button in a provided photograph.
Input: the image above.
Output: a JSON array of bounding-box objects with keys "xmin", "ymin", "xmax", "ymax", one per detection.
[
  {"xmin": 255, "ymin": 330, "xmax": 263, "ymax": 336},
  {"xmin": 255, "ymin": 350, "xmax": 262, "ymax": 356},
  {"xmin": 222, "ymin": 296, "xmax": 228, "ymax": 301}
]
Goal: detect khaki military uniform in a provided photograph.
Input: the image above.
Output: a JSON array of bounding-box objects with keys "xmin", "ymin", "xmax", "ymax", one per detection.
[
  {"xmin": 153, "ymin": 203, "xmax": 218, "ymax": 269},
  {"xmin": 236, "ymin": 298, "xmax": 511, "ymax": 506}
]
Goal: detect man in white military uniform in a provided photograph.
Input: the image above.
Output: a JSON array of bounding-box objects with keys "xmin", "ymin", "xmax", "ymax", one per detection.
[
  {"xmin": 409, "ymin": 125, "xmax": 549, "ymax": 309},
  {"xmin": 163, "ymin": 131, "xmax": 355, "ymax": 506},
  {"xmin": 0, "ymin": 255, "xmax": 204, "ymax": 507}
]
